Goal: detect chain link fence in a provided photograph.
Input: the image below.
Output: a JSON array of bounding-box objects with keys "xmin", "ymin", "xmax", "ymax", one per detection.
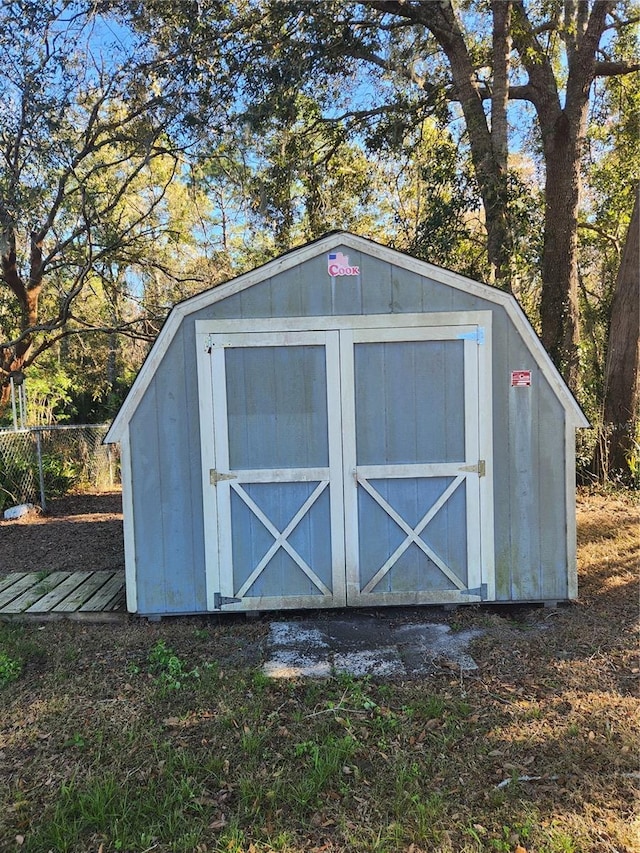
[
  {"xmin": 1, "ymin": 421, "xmax": 635, "ymax": 515},
  {"xmin": 0, "ymin": 425, "xmax": 120, "ymax": 513}
]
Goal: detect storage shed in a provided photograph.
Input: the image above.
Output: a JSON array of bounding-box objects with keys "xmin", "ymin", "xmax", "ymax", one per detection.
[{"xmin": 105, "ymin": 233, "xmax": 588, "ymax": 617}]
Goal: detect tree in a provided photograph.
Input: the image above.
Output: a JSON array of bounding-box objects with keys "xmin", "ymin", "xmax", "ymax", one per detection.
[
  {"xmin": 365, "ymin": 1, "xmax": 639, "ymax": 389},
  {"xmin": 598, "ymin": 185, "xmax": 639, "ymax": 481},
  {"xmin": 240, "ymin": 94, "xmax": 396, "ymax": 253},
  {"xmin": 0, "ymin": 0, "xmax": 224, "ymax": 415},
  {"xmin": 166, "ymin": 0, "xmax": 637, "ymax": 390}
]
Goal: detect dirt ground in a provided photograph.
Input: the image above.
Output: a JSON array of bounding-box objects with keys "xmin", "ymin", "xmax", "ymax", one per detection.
[
  {"xmin": 0, "ymin": 491, "xmax": 124, "ymax": 576},
  {"xmin": 0, "ymin": 488, "xmax": 637, "ymax": 852}
]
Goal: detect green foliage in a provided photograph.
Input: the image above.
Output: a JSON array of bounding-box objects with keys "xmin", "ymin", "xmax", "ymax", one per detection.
[
  {"xmin": 35, "ymin": 771, "xmax": 204, "ymax": 853},
  {"xmin": 0, "ymin": 627, "xmax": 30, "ymax": 693},
  {"xmin": 0, "ymin": 651, "xmax": 21, "ymax": 687},
  {"xmin": 21, "ymin": 364, "xmax": 75, "ymax": 427},
  {"xmin": 0, "ymin": 442, "xmax": 78, "ymax": 512},
  {"xmin": 147, "ymin": 640, "xmax": 200, "ymax": 692},
  {"xmin": 41, "ymin": 453, "xmax": 79, "ymax": 498},
  {"xmin": 292, "ymin": 734, "xmax": 357, "ymax": 806},
  {"xmin": 0, "ymin": 0, "xmax": 235, "ymax": 410}
]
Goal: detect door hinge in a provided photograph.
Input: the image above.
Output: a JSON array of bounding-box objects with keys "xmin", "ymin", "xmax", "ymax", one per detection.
[
  {"xmin": 213, "ymin": 592, "xmax": 242, "ymax": 609},
  {"xmin": 461, "ymin": 583, "xmax": 488, "ymax": 600},
  {"xmin": 459, "ymin": 460, "xmax": 485, "ymax": 477},
  {"xmin": 457, "ymin": 327, "xmax": 485, "ymax": 344},
  {"xmin": 210, "ymin": 469, "xmax": 237, "ymax": 485}
]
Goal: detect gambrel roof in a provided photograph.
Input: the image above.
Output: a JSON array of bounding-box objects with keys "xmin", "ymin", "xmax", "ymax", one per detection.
[{"xmin": 105, "ymin": 231, "xmax": 588, "ymax": 443}]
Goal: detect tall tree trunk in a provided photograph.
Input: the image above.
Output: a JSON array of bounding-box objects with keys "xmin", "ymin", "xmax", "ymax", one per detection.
[
  {"xmin": 491, "ymin": 1, "xmax": 510, "ymax": 174},
  {"xmin": 0, "ymin": 230, "xmax": 43, "ymax": 410},
  {"xmin": 598, "ymin": 185, "xmax": 640, "ymax": 481},
  {"xmin": 369, "ymin": 0, "xmax": 513, "ymax": 288},
  {"xmin": 510, "ymin": 1, "xmax": 612, "ymax": 393},
  {"xmin": 539, "ymin": 112, "xmax": 583, "ymax": 392},
  {"xmin": 488, "ymin": 0, "xmax": 513, "ymax": 288},
  {"xmin": 420, "ymin": 0, "xmax": 512, "ymax": 288}
]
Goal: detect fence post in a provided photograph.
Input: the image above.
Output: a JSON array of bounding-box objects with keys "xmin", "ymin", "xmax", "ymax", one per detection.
[
  {"xmin": 107, "ymin": 444, "xmax": 114, "ymax": 487},
  {"xmin": 35, "ymin": 430, "xmax": 46, "ymax": 512},
  {"xmin": 10, "ymin": 377, "xmax": 18, "ymax": 432}
]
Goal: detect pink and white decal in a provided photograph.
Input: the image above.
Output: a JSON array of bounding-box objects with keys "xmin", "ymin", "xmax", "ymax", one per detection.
[{"xmin": 327, "ymin": 251, "xmax": 360, "ymax": 277}]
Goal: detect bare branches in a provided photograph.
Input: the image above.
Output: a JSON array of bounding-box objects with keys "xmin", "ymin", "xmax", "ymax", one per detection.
[{"xmin": 0, "ymin": 3, "xmax": 202, "ymax": 404}]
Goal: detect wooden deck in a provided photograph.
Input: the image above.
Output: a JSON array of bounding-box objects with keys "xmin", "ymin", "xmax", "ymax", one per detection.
[{"xmin": 0, "ymin": 570, "xmax": 126, "ymax": 620}]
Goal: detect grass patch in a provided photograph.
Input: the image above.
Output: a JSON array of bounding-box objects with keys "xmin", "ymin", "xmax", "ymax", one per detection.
[
  {"xmin": 1, "ymin": 490, "xmax": 638, "ymax": 852},
  {"xmin": 0, "ymin": 622, "xmax": 44, "ymax": 688},
  {"xmin": 0, "ymin": 651, "xmax": 21, "ymax": 687}
]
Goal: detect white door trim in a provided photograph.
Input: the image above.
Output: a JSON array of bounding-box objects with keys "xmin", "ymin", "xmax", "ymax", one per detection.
[
  {"xmin": 197, "ymin": 329, "xmax": 345, "ymax": 610},
  {"xmin": 196, "ymin": 313, "xmax": 494, "ymax": 610},
  {"xmin": 340, "ymin": 320, "xmax": 493, "ymax": 606}
]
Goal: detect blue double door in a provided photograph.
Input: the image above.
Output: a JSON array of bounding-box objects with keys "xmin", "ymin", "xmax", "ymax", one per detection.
[{"xmin": 202, "ymin": 321, "xmax": 491, "ymax": 610}]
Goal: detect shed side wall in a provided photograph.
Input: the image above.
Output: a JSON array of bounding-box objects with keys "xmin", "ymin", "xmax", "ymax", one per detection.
[{"xmin": 130, "ymin": 331, "xmax": 206, "ymax": 614}]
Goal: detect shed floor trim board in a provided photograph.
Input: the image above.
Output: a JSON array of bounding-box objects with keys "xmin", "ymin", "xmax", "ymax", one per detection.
[{"xmin": 0, "ymin": 571, "xmax": 125, "ymax": 618}]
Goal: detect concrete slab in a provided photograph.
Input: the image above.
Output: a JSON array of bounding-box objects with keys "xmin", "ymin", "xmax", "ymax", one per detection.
[
  {"xmin": 263, "ymin": 649, "xmax": 332, "ymax": 679},
  {"xmin": 269, "ymin": 622, "xmax": 329, "ymax": 649},
  {"xmin": 262, "ymin": 613, "xmax": 484, "ymax": 679},
  {"xmin": 333, "ymin": 646, "xmax": 405, "ymax": 677},
  {"xmin": 326, "ymin": 617, "xmax": 395, "ymax": 649}
]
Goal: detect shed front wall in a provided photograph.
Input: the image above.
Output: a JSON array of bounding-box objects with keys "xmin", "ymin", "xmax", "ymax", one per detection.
[{"xmin": 126, "ymin": 245, "xmax": 570, "ymax": 614}]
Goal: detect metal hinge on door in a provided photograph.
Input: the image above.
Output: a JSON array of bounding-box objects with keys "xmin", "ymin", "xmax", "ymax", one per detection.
[
  {"xmin": 461, "ymin": 583, "xmax": 488, "ymax": 600},
  {"xmin": 459, "ymin": 460, "xmax": 486, "ymax": 477},
  {"xmin": 213, "ymin": 592, "xmax": 242, "ymax": 609},
  {"xmin": 210, "ymin": 469, "xmax": 237, "ymax": 485}
]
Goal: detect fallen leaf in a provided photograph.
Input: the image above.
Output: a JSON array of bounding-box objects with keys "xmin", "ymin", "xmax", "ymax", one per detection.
[{"xmin": 15, "ymin": 837, "xmax": 24, "ymax": 846}]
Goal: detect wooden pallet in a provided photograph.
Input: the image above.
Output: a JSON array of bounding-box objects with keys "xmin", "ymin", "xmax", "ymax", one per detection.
[{"xmin": 0, "ymin": 570, "xmax": 126, "ymax": 620}]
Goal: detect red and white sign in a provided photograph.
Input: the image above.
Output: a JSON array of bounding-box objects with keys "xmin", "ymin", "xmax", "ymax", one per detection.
[
  {"xmin": 511, "ymin": 370, "xmax": 532, "ymax": 387},
  {"xmin": 328, "ymin": 251, "xmax": 360, "ymax": 277}
]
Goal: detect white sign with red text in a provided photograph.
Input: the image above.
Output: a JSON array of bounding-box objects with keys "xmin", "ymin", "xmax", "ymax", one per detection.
[{"xmin": 511, "ymin": 370, "xmax": 532, "ymax": 387}]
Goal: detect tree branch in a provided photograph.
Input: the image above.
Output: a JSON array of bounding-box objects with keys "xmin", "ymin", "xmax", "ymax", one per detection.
[
  {"xmin": 594, "ymin": 60, "xmax": 640, "ymax": 76},
  {"xmin": 578, "ymin": 222, "xmax": 621, "ymax": 252},
  {"xmin": 510, "ymin": 1, "xmax": 562, "ymax": 121}
]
